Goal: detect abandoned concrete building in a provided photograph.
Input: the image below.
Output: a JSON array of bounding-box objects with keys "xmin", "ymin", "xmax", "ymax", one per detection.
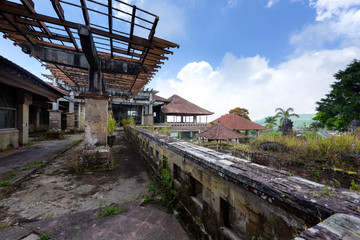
[
  {"xmin": 0, "ymin": 1, "xmax": 359, "ymax": 240},
  {"xmin": 0, "ymin": 56, "xmax": 63, "ymax": 149}
]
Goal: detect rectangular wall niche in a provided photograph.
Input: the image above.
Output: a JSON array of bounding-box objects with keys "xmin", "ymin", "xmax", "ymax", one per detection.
[
  {"xmin": 173, "ymin": 163, "xmax": 180, "ymax": 181},
  {"xmin": 190, "ymin": 176, "xmax": 203, "ymax": 201}
]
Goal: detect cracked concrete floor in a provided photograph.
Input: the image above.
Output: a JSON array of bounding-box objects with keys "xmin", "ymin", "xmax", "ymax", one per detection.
[{"xmin": 0, "ymin": 130, "xmax": 151, "ymax": 226}]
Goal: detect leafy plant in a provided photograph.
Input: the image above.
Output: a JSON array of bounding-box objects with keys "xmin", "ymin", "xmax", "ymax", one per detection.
[
  {"xmin": 275, "ymin": 107, "xmax": 300, "ymax": 126},
  {"xmin": 350, "ymin": 180, "xmax": 360, "ymax": 192},
  {"xmin": 322, "ymin": 185, "xmax": 332, "ymax": 195},
  {"xmin": 0, "ymin": 181, "xmax": 11, "ymax": 187},
  {"xmin": 145, "ymin": 156, "xmax": 179, "ymax": 209},
  {"xmin": 121, "ymin": 118, "xmax": 135, "ymax": 126},
  {"xmin": 37, "ymin": 232, "xmax": 51, "ymax": 240},
  {"xmin": 107, "ymin": 116, "xmax": 116, "ymax": 135},
  {"xmin": 99, "ymin": 205, "xmax": 128, "ymax": 218}
]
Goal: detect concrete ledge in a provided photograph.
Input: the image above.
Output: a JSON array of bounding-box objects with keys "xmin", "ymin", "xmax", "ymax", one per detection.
[
  {"xmin": 296, "ymin": 213, "xmax": 360, "ymax": 240},
  {"xmin": 125, "ymin": 126, "xmax": 360, "ymax": 239}
]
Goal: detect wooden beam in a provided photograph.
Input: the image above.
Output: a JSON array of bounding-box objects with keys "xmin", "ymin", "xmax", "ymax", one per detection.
[
  {"xmin": 80, "ymin": 0, "xmax": 90, "ymax": 26},
  {"xmin": 129, "ymin": 16, "xmax": 158, "ymax": 91},
  {"xmin": 127, "ymin": 5, "xmax": 136, "ymax": 55},
  {"xmin": 50, "ymin": 0, "xmax": 79, "ymax": 51},
  {"xmin": 22, "ymin": 43, "xmax": 143, "ymax": 75},
  {"xmin": 20, "ymin": 0, "xmax": 52, "ymax": 39},
  {"xmin": 108, "ymin": 0, "xmax": 113, "ymax": 58},
  {"xmin": 0, "ymin": 12, "xmax": 36, "ymax": 45}
]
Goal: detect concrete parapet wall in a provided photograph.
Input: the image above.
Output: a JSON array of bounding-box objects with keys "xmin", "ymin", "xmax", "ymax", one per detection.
[{"xmin": 125, "ymin": 126, "xmax": 360, "ymax": 240}]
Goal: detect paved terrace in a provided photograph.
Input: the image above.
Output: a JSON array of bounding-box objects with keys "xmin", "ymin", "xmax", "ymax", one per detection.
[{"xmin": 0, "ymin": 129, "xmax": 189, "ymax": 240}]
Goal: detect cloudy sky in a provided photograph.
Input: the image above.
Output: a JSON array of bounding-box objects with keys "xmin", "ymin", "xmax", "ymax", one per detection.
[{"xmin": 0, "ymin": 0, "xmax": 360, "ymax": 121}]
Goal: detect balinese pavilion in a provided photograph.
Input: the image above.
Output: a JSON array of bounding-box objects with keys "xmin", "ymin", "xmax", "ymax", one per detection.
[{"xmin": 211, "ymin": 113, "xmax": 267, "ymax": 138}]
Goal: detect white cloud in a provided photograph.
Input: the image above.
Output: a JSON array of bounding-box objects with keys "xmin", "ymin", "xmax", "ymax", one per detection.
[
  {"xmin": 227, "ymin": 0, "xmax": 238, "ymax": 8},
  {"xmin": 291, "ymin": 0, "xmax": 360, "ymax": 50},
  {"xmin": 153, "ymin": 48, "xmax": 360, "ymax": 121},
  {"xmin": 266, "ymin": 0, "xmax": 280, "ymax": 8}
]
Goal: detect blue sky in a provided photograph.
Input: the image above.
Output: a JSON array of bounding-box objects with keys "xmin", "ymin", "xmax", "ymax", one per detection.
[{"xmin": 1, "ymin": 0, "xmax": 360, "ymax": 121}]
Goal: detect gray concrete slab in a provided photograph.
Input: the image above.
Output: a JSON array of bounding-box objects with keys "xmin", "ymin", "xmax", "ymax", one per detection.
[
  {"xmin": 0, "ymin": 129, "xmax": 190, "ymax": 239},
  {"xmin": 0, "ymin": 199, "xmax": 189, "ymax": 240},
  {"xmin": 0, "ymin": 134, "xmax": 82, "ymax": 177}
]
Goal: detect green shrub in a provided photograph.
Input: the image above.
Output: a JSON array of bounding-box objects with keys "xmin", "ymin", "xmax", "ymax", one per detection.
[
  {"xmin": 107, "ymin": 116, "xmax": 116, "ymax": 135},
  {"xmin": 121, "ymin": 118, "xmax": 135, "ymax": 126}
]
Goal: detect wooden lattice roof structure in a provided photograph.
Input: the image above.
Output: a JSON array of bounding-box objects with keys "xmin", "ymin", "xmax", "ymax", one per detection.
[
  {"xmin": 0, "ymin": 0, "xmax": 179, "ymax": 93},
  {"xmin": 211, "ymin": 113, "xmax": 267, "ymax": 131},
  {"xmin": 162, "ymin": 95, "xmax": 214, "ymax": 116}
]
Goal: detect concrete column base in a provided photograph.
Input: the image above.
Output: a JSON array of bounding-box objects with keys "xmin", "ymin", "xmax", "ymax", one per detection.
[
  {"xmin": 49, "ymin": 110, "xmax": 62, "ymax": 130},
  {"xmin": 79, "ymin": 148, "xmax": 112, "ymax": 169},
  {"xmin": 144, "ymin": 114, "xmax": 154, "ymax": 125},
  {"xmin": 66, "ymin": 112, "xmax": 75, "ymax": 131}
]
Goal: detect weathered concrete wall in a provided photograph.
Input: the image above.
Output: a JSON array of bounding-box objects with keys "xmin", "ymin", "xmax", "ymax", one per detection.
[
  {"xmin": 125, "ymin": 126, "xmax": 360, "ymax": 240},
  {"xmin": 0, "ymin": 129, "xmax": 19, "ymax": 150}
]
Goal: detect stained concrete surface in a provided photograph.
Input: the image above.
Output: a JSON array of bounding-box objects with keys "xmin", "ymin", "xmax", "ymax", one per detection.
[
  {"xmin": 0, "ymin": 134, "xmax": 82, "ymax": 177},
  {"xmin": 0, "ymin": 129, "xmax": 189, "ymax": 239}
]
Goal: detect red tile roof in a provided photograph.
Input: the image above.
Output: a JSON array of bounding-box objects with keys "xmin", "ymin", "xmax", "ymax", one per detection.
[
  {"xmin": 162, "ymin": 95, "xmax": 214, "ymax": 115},
  {"xmin": 153, "ymin": 94, "xmax": 171, "ymax": 103},
  {"xmin": 197, "ymin": 122, "xmax": 246, "ymax": 140},
  {"xmin": 211, "ymin": 113, "xmax": 267, "ymax": 131}
]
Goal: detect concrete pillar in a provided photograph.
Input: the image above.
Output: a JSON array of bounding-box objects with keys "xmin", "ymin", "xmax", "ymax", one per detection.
[
  {"xmin": 78, "ymin": 103, "xmax": 85, "ymax": 130},
  {"xmin": 17, "ymin": 91, "xmax": 32, "ymax": 145},
  {"xmin": 66, "ymin": 112, "xmax": 75, "ymax": 130},
  {"xmin": 34, "ymin": 106, "xmax": 41, "ymax": 130},
  {"xmin": 84, "ymin": 97, "xmax": 108, "ymax": 150},
  {"xmin": 48, "ymin": 110, "xmax": 62, "ymax": 130},
  {"xmin": 193, "ymin": 116, "xmax": 197, "ymax": 123},
  {"xmin": 52, "ymin": 100, "xmax": 59, "ymax": 111}
]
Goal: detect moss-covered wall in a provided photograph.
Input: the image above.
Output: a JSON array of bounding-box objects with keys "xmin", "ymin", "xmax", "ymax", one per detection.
[{"xmin": 125, "ymin": 126, "xmax": 360, "ymax": 240}]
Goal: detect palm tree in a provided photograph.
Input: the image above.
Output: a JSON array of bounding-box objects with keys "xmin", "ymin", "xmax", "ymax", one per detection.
[
  {"xmin": 264, "ymin": 116, "xmax": 278, "ymax": 130},
  {"xmin": 275, "ymin": 107, "xmax": 300, "ymax": 126}
]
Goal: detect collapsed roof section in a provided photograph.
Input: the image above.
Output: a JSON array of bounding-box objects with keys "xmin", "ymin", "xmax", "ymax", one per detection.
[{"xmin": 0, "ymin": 0, "xmax": 179, "ymax": 95}]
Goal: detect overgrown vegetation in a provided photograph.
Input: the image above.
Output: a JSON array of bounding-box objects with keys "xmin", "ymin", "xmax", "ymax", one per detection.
[
  {"xmin": 36, "ymin": 232, "xmax": 51, "ymax": 240},
  {"xmin": 143, "ymin": 156, "xmax": 178, "ymax": 209},
  {"xmin": 98, "ymin": 200, "xmax": 129, "ymax": 218},
  {"xmin": 107, "ymin": 116, "xmax": 116, "ymax": 135},
  {"xmin": 121, "ymin": 117, "xmax": 135, "ymax": 126},
  {"xmin": 250, "ymin": 131, "xmax": 360, "ymax": 170},
  {"xmin": 21, "ymin": 161, "xmax": 44, "ymax": 171}
]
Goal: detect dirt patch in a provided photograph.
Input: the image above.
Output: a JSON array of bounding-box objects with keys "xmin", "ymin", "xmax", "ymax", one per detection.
[{"xmin": 0, "ymin": 130, "xmax": 151, "ymax": 226}]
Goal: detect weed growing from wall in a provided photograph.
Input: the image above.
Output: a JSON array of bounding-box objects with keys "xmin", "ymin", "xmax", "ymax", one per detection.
[{"xmin": 146, "ymin": 156, "xmax": 179, "ymax": 209}]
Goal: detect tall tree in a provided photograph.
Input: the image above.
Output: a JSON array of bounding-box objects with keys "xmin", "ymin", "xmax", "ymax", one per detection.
[
  {"xmin": 229, "ymin": 107, "xmax": 251, "ymax": 120},
  {"xmin": 264, "ymin": 116, "xmax": 278, "ymax": 130},
  {"xmin": 275, "ymin": 107, "xmax": 299, "ymax": 125},
  {"xmin": 314, "ymin": 59, "xmax": 360, "ymax": 131}
]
